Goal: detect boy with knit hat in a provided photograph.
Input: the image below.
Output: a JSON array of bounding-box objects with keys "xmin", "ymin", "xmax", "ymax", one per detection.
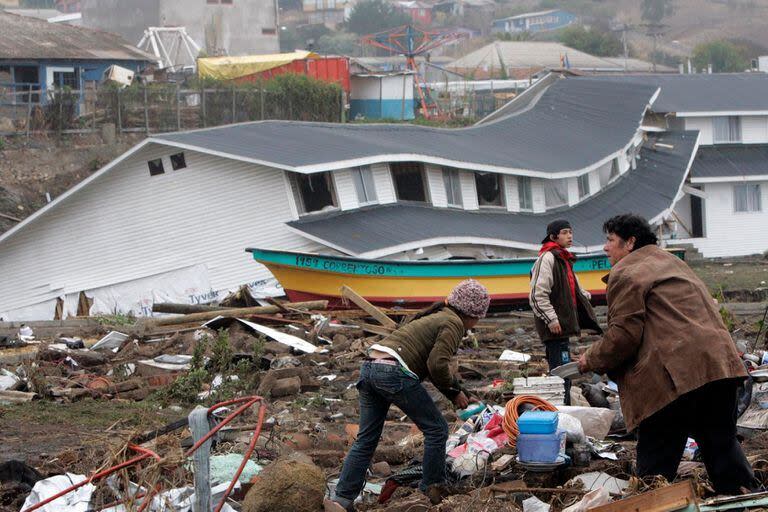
[
  {"xmin": 325, "ymin": 280, "xmax": 490, "ymax": 511},
  {"xmin": 529, "ymin": 220, "xmax": 601, "ymax": 404}
]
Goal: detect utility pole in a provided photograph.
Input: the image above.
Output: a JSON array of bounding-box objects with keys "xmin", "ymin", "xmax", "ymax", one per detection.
[{"xmin": 640, "ymin": 23, "xmax": 667, "ymax": 73}]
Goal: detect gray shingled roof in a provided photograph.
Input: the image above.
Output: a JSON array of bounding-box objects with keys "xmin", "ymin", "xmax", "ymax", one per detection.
[
  {"xmin": 0, "ymin": 11, "xmax": 153, "ymax": 61},
  {"xmin": 590, "ymin": 73, "xmax": 768, "ymax": 113},
  {"xmin": 287, "ymin": 131, "xmax": 697, "ymax": 256},
  {"xmin": 154, "ymin": 78, "xmax": 657, "ymax": 174},
  {"xmin": 691, "ymin": 145, "xmax": 768, "ymax": 179}
]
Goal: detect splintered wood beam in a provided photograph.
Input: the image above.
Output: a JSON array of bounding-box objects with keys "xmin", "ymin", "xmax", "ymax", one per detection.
[
  {"xmin": 340, "ymin": 285, "xmax": 397, "ymax": 329},
  {"xmin": 358, "ymin": 322, "xmax": 395, "ymax": 336}
]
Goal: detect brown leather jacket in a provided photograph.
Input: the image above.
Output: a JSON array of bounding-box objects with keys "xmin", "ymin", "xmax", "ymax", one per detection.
[{"xmin": 585, "ymin": 245, "xmax": 747, "ymax": 431}]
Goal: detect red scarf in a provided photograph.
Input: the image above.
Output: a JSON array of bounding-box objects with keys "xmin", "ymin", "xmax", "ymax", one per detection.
[{"xmin": 539, "ymin": 241, "xmax": 577, "ymax": 305}]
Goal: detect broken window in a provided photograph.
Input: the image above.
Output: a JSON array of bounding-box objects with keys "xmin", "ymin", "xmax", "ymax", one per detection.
[
  {"xmin": 734, "ymin": 184, "xmax": 761, "ymax": 213},
  {"xmin": 518, "ymin": 176, "xmax": 532, "ymax": 211},
  {"xmin": 544, "ymin": 178, "xmax": 568, "ymax": 209},
  {"xmin": 290, "ymin": 172, "xmax": 338, "ymax": 214},
  {"xmin": 577, "ymin": 173, "xmax": 590, "ymax": 199},
  {"xmin": 475, "ymin": 172, "xmax": 504, "ymax": 207},
  {"xmin": 598, "ymin": 159, "xmax": 619, "ymax": 188},
  {"xmin": 170, "ymin": 152, "xmax": 187, "ymax": 170},
  {"xmin": 442, "ymin": 167, "xmax": 462, "ymax": 207},
  {"xmin": 351, "ymin": 165, "xmax": 377, "ymax": 205},
  {"xmin": 391, "ymin": 162, "xmax": 427, "ymax": 202},
  {"xmin": 714, "ymin": 116, "xmax": 742, "ymax": 143},
  {"xmin": 148, "ymin": 158, "xmax": 165, "ymax": 176}
]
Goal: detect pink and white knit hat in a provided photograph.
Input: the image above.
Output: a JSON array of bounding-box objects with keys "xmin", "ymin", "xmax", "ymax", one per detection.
[{"xmin": 447, "ymin": 279, "xmax": 490, "ymax": 318}]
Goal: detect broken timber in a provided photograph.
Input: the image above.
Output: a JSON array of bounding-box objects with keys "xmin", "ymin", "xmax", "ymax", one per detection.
[
  {"xmin": 340, "ymin": 285, "xmax": 397, "ymax": 330},
  {"xmin": 591, "ymin": 480, "xmax": 697, "ymax": 512},
  {"xmin": 148, "ymin": 300, "xmax": 328, "ymax": 327}
]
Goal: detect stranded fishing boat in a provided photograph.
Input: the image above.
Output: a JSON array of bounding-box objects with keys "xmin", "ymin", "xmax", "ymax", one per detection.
[{"xmin": 246, "ymin": 248, "xmax": 668, "ymax": 308}]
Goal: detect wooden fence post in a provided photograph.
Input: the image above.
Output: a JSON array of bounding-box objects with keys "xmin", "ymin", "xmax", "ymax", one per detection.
[
  {"xmin": 116, "ymin": 88, "xmax": 122, "ymax": 133},
  {"xmin": 201, "ymin": 88, "xmax": 206, "ymax": 127},
  {"xmin": 260, "ymin": 87, "xmax": 264, "ymax": 120},
  {"xmin": 176, "ymin": 82, "xmax": 181, "ymax": 130},
  {"xmin": 144, "ymin": 85, "xmax": 150, "ymax": 134},
  {"xmin": 58, "ymin": 90, "xmax": 63, "ymax": 137},
  {"xmin": 25, "ymin": 85, "xmax": 32, "ymax": 139},
  {"xmin": 231, "ymin": 86, "xmax": 236, "ymax": 122}
]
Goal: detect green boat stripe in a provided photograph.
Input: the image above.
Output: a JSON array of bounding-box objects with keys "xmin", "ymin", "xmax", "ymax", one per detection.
[{"xmin": 246, "ymin": 248, "xmax": 613, "ymax": 278}]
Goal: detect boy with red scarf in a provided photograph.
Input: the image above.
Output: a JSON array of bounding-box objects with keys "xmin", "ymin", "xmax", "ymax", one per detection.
[{"xmin": 529, "ymin": 220, "xmax": 601, "ymax": 404}]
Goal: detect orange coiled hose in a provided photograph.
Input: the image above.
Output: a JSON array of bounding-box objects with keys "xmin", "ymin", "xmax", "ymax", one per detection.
[{"xmin": 502, "ymin": 395, "xmax": 558, "ymax": 448}]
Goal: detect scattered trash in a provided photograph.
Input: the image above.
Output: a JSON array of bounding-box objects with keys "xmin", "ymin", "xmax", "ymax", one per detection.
[
  {"xmin": 522, "ymin": 495, "xmax": 551, "ymax": 512},
  {"xmin": 499, "ymin": 349, "xmax": 531, "ymax": 362},
  {"xmin": 572, "ymin": 472, "xmax": 629, "ymax": 495},
  {"xmin": 20, "ymin": 473, "xmax": 95, "ymax": 512},
  {"xmin": 90, "ymin": 331, "xmax": 129, "ymax": 351},
  {"xmin": 204, "ymin": 317, "xmax": 318, "ymax": 353},
  {"xmin": 562, "ymin": 487, "xmax": 611, "ymax": 512}
]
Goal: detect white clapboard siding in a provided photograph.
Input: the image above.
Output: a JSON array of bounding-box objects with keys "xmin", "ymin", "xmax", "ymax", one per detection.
[
  {"xmin": 742, "ymin": 116, "xmax": 768, "ymax": 144},
  {"xmin": 459, "ymin": 171, "xmax": 479, "ymax": 210},
  {"xmin": 677, "ymin": 181, "xmax": 768, "ymax": 257},
  {"xmin": 371, "ymin": 163, "xmax": 396, "ymax": 204},
  {"xmin": 684, "ymin": 117, "xmax": 713, "ymax": 145},
  {"xmin": 0, "ymin": 145, "xmax": 322, "ymax": 314},
  {"xmin": 334, "ymin": 169, "xmax": 360, "ymax": 211},
  {"xmin": 426, "ymin": 164, "xmax": 448, "ymax": 208}
]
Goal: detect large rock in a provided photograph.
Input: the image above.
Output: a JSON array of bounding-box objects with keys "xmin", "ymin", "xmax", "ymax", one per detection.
[{"xmin": 242, "ymin": 459, "xmax": 326, "ymax": 512}]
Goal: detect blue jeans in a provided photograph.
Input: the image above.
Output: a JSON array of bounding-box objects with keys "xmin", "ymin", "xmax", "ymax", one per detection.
[{"xmin": 333, "ymin": 361, "xmax": 449, "ymax": 509}]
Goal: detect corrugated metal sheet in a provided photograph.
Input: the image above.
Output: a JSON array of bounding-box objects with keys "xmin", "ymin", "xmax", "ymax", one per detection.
[
  {"xmin": 154, "ymin": 78, "xmax": 657, "ymax": 174},
  {"xmin": 0, "ymin": 11, "xmax": 153, "ymax": 61},
  {"xmin": 287, "ymin": 131, "xmax": 698, "ymax": 255},
  {"xmin": 0, "ymin": 146, "xmax": 321, "ymax": 315}
]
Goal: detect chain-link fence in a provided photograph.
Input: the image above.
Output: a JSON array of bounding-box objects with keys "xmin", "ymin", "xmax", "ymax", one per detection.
[{"xmin": 0, "ymin": 82, "xmax": 346, "ymax": 136}]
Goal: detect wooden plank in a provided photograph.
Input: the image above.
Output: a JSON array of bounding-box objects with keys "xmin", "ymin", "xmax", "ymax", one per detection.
[
  {"xmin": 340, "ymin": 285, "xmax": 397, "ymax": 329},
  {"xmin": 149, "ymin": 300, "xmax": 328, "ymax": 327},
  {"xmin": 590, "ymin": 481, "xmax": 698, "ymax": 512},
  {"xmin": 358, "ymin": 322, "xmax": 395, "ymax": 336}
]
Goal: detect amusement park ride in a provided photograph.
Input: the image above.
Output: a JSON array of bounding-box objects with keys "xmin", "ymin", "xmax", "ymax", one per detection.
[{"xmin": 360, "ymin": 25, "xmax": 466, "ymax": 118}]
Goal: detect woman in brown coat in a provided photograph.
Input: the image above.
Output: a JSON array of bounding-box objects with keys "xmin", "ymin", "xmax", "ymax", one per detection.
[{"xmin": 578, "ymin": 214, "xmax": 756, "ymax": 494}]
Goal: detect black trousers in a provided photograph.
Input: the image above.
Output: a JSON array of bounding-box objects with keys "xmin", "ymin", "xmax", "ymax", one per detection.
[
  {"xmin": 544, "ymin": 338, "xmax": 571, "ymax": 406},
  {"xmin": 636, "ymin": 378, "xmax": 758, "ymax": 495}
]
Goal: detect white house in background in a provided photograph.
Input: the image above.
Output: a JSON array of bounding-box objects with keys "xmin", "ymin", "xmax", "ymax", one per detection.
[
  {"xmin": 596, "ymin": 74, "xmax": 768, "ymax": 258},
  {"xmin": 0, "ymin": 75, "xmax": 698, "ymax": 320}
]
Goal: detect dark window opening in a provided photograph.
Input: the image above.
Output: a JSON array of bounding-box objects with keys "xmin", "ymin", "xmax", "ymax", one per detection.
[
  {"xmin": 13, "ymin": 66, "xmax": 40, "ymax": 103},
  {"xmin": 475, "ymin": 172, "xmax": 504, "ymax": 207},
  {"xmin": 391, "ymin": 162, "xmax": 427, "ymax": 202},
  {"xmin": 291, "ymin": 172, "xmax": 337, "ymax": 214},
  {"xmin": 148, "ymin": 158, "xmax": 165, "ymax": 176},
  {"xmin": 170, "ymin": 152, "xmax": 187, "ymax": 170},
  {"xmin": 262, "ymin": 27, "xmax": 277, "ymax": 35},
  {"xmin": 52, "ymin": 69, "xmax": 78, "ymax": 90}
]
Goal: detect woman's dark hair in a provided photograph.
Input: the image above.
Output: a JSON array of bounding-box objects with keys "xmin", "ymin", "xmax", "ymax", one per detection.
[
  {"xmin": 411, "ymin": 301, "xmax": 461, "ymax": 321},
  {"xmin": 602, "ymin": 214, "xmax": 658, "ymax": 250}
]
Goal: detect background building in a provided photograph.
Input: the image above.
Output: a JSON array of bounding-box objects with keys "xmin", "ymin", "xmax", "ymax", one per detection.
[{"xmin": 80, "ymin": 0, "xmax": 279, "ymax": 57}]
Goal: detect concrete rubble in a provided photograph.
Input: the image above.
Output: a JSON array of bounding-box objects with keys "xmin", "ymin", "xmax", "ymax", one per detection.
[{"xmin": 1, "ymin": 298, "xmax": 767, "ymax": 511}]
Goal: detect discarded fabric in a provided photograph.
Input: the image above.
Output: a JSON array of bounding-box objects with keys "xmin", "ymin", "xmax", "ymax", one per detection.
[{"xmin": 20, "ymin": 473, "xmax": 95, "ymax": 512}]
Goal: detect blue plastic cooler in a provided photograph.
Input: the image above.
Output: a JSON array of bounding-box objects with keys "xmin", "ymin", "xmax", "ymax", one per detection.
[{"xmin": 517, "ymin": 411, "xmax": 559, "ymax": 435}]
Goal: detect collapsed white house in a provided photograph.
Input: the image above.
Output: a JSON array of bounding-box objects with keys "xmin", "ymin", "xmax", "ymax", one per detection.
[{"xmin": 0, "ymin": 75, "xmax": 703, "ymax": 320}]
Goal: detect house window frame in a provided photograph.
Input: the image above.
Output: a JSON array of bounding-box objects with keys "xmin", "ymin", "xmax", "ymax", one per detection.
[
  {"xmin": 170, "ymin": 152, "xmax": 187, "ymax": 170},
  {"xmin": 147, "ymin": 158, "xmax": 165, "ymax": 176},
  {"xmin": 351, "ymin": 165, "xmax": 378, "ymax": 205},
  {"xmin": 390, "ymin": 162, "xmax": 429, "ymax": 203},
  {"xmin": 474, "ymin": 172, "xmax": 505, "ymax": 208},
  {"xmin": 518, "ymin": 176, "xmax": 533, "ymax": 211},
  {"xmin": 577, "ymin": 173, "xmax": 590, "ymax": 199},
  {"xmin": 713, "ymin": 116, "xmax": 742, "ymax": 143},
  {"xmin": 733, "ymin": 183, "xmax": 762, "ymax": 213},
  {"xmin": 442, "ymin": 167, "xmax": 463, "ymax": 208},
  {"xmin": 289, "ymin": 171, "xmax": 339, "ymax": 215}
]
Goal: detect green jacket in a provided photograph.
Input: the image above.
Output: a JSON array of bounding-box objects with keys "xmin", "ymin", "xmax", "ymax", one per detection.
[{"xmin": 377, "ymin": 308, "xmax": 466, "ymax": 399}]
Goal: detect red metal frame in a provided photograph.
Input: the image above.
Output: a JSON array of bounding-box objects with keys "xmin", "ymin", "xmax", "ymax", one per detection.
[
  {"xmin": 360, "ymin": 25, "xmax": 466, "ymax": 118},
  {"xmin": 22, "ymin": 396, "xmax": 267, "ymax": 512}
]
